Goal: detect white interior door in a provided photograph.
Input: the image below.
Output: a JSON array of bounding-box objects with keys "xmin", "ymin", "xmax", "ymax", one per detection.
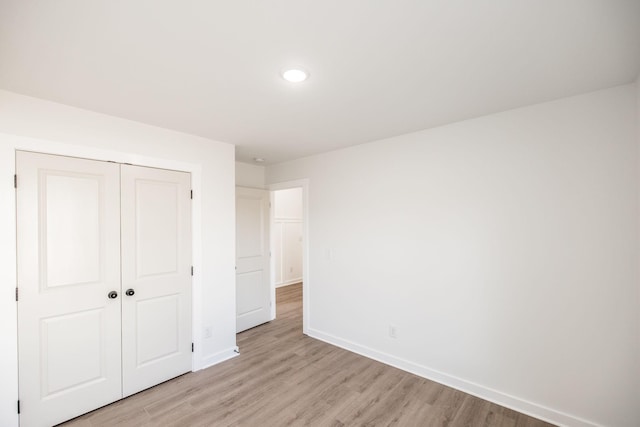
[
  {"xmin": 120, "ymin": 165, "xmax": 192, "ymax": 397},
  {"xmin": 236, "ymin": 186, "xmax": 271, "ymax": 332},
  {"xmin": 16, "ymin": 151, "xmax": 122, "ymax": 427}
]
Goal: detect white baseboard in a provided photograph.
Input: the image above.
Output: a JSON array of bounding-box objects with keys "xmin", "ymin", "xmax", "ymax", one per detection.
[
  {"xmin": 276, "ymin": 278, "xmax": 302, "ymax": 288},
  {"xmin": 307, "ymin": 328, "xmax": 600, "ymax": 427},
  {"xmin": 198, "ymin": 346, "xmax": 240, "ymax": 371}
]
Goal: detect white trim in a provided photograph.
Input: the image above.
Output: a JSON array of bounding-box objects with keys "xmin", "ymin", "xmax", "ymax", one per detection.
[
  {"xmin": 268, "ymin": 179, "xmax": 310, "ymax": 335},
  {"xmin": 0, "ymin": 136, "xmax": 19, "ymax": 427},
  {"xmin": 269, "ymin": 190, "xmax": 277, "ymax": 320},
  {"xmin": 200, "ymin": 346, "xmax": 240, "ymax": 370},
  {"xmin": 1, "ymin": 133, "xmax": 206, "ymax": 426},
  {"xmin": 274, "ymin": 218, "xmax": 303, "ymax": 223},
  {"xmin": 276, "ymin": 279, "xmax": 303, "ymax": 288},
  {"xmin": 307, "ymin": 328, "xmax": 602, "ymax": 427}
]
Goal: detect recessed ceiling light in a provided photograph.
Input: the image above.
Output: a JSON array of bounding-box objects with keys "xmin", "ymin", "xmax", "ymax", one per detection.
[
  {"xmin": 281, "ymin": 68, "xmax": 309, "ymax": 83},
  {"xmin": 253, "ymin": 157, "xmax": 265, "ymax": 163}
]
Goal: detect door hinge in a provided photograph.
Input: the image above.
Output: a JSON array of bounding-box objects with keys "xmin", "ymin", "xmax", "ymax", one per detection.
[
  {"xmin": 17, "ymin": 400, "xmax": 20, "ymax": 414},
  {"xmin": 191, "ymin": 266, "xmax": 194, "ymax": 276},
  {"xmin": 14, "ymin": 174, "xmax": 17, "ymax": 189},
  {"xmin": 15, "ymin": 287, "xmax": 18, "ymax": 302},
  {"xmin": 190, "ymin": 190, "xmax": 193, "ymax": 199},
  {"xmin": 191, "ymin": 343, "xmax": 194, "ymax": 353}
]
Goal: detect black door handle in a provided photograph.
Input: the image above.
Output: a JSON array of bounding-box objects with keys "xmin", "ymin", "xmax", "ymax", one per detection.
[
  {"xmin": 108, "ymin": 291, "xmax": 118, "ymax": 299},
  {"xmin": 125, "ymin": 289, "xmax": 135, "ymax": 296}
]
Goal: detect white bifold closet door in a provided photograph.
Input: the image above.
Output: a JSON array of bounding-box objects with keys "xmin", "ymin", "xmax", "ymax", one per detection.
[
  {"xmin": 16, "ymin": 152, "xmax": 122, "ymax": 427},
  {"xmin": 120, "ymin": 164, "xmax": 192, "ymax": 397},
  {"xmin": 16, "ymin": 151, "xmax": 192, "ymax": 427}
]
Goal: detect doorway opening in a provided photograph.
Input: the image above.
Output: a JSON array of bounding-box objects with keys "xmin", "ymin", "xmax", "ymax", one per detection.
[
  {"xmin": 271, "ymin": 187, "xmax": 304, "ymax": 333},
  {"xmin": 272, "ymin": 188, "xmax": 303, "ymax": 288},
  {"xmin": 234, "ymin": 180, "xmax": 309, "ymax": 336},
  {"xmin": 269, "ymin": 180, "xmax": 309, "ymax": 335}
]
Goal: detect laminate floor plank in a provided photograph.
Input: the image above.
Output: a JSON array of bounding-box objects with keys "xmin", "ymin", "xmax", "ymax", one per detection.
[{"xmin": 61, "ymin": 283, "xmax": 554, "ymax": 427}]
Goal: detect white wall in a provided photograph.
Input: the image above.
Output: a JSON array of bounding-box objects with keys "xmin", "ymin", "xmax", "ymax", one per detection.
[
  {"xmin": 274, "ymin": 187, "xmax": 303, "ymax": 219},
  {"xmin": 267, "ymin": 84, "xmax": 640, "ymax": 427},
  {"xmin": 0, "ymin": 90, "xmax": 237, "ymax": 427},
  {"xmin": 236, "ymin": 161, "xmax": 266, "ymax": 188},
  {"xmin": 273, "ymin": 188, "xmax": 303, "ymax": 286},
  {"xmin": 636, "ymin": 75, "xmax": 640, "ymax": 403}
]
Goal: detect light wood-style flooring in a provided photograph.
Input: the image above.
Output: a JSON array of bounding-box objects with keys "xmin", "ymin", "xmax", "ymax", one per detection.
[{"xmin": 62, "ymin": 283, "xmax": 553, "ymax": 426}]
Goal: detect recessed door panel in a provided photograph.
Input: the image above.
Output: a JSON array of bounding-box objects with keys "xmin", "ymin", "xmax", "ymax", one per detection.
[
  {"xmin": 121, "ymin": 165, "xmax": 192, "ymax": 397},
  {"xmin": 237, "ymin": 271, "xmax": 266, "ymax": 315},
  {"xmin": 135, "ymin": 180, "xmax": 179, "ymax": 277},
  {"xmin": 17, "ymin": 151, "xmax": 122, "ymax": 427},
  {"xmin": 43, "ymin": 174, "xmax": 102, "ymax": 288},
  {"xmin": 236, "ymin": 197, "xmax": 263, "ymax": 258},
  {"xmin": 136, "ymin": 294, "xmax": 180, "ymax": 366},
  {"xmin": 41, "ymin": 309, "xmax": 105, "ymax": 397},
  {"xmin": 235, "ymin": 187, "xmax": 271, "ymax": 332}
]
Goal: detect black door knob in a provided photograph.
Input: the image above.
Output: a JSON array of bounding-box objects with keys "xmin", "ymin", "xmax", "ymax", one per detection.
[
  {"xmin": 125, "ymin": 289, "xmax": 135, "ymax": 296},
  {"xmin": 108, "ymin": 291, "xmax": 118, "ymax": 299}
]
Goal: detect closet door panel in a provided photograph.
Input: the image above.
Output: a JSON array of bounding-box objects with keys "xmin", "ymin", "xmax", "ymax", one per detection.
[
  {"xmin": 16, "ymin": 151, "xmax": 122, "ymax": 427},
  {"xmin": 120, "ymin": 165, "xmax": 192, "ymax": 397}
]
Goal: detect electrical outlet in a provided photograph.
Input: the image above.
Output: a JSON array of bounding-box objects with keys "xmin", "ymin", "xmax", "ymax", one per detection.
[
  {"xmin": 389, "ymin": 325, "xmax": 398, "ymax": 339},
  {"xmin": 204, "ymin": 326, "xmax": 212, "ymax": 339}
]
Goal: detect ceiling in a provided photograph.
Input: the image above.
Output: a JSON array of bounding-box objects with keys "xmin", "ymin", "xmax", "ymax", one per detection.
[{"xmin": 1, "ymin": 1, "xmax": 639, "ymax": 165}]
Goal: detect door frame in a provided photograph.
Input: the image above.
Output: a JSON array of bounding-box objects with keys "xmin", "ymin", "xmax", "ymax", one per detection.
[
  {"xmin": 1, "ymin": 134, "xmax": 203, "ymax": 426},
  {"xmin": 268, "ymin": 179, "xmax": 310, "ymax": 335}
]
